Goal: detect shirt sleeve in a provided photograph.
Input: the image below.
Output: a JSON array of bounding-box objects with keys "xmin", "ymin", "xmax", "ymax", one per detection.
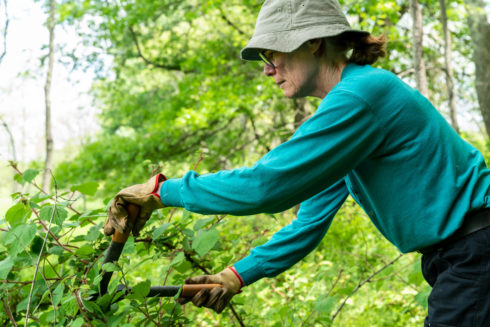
[
  {"xmin": 234, "ymin": 179, "xmax": 349, "ymax": 285},
  {"xmin": 161, "ymin": 89, "xmax": 383, "ymax": 215}
]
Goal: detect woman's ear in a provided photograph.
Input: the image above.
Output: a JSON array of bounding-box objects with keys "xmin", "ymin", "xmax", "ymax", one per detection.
[{"xmin": 307, "ymin": 38, "xmax": 324, "ymax": 56}]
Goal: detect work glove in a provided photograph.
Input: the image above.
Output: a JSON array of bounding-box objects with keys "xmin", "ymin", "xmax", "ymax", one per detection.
[
  {"xmin": 178, "ymin": 267, "xmax": 244, "ymax": 313},
  {"xmin": 104, "ymin": 173, "xmax": 166, "ymax": 237}
]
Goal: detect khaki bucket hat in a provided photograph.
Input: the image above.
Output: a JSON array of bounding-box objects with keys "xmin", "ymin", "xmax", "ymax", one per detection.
[{"xmin": 241, "ymin": 0, "xmax": 369, "ymax": 61}]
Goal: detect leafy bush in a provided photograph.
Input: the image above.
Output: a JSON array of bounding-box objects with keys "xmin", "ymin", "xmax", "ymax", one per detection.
[{"xmin": 0, "ymin": 164, "xmax": 428, "ymax": 326}]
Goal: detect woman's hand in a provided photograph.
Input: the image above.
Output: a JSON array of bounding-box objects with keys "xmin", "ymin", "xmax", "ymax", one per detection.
[
  {"xmin": 104, "ymin": 173, "xmax": 166, "ymax": 236},
  {"xmin": 178, "ymin": 267, "xmax": 244, "ymax": 313}
]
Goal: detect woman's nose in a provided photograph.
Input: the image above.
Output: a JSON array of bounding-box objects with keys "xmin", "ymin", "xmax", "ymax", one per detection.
[{"xmin": 263, "ymin": 63, "xmax": 275, "ymax": 76}]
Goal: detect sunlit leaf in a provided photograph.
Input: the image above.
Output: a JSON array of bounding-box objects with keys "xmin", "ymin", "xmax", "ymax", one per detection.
[
  {"xmin": 71, "ymin": 181, "xmax": 99, "ymax": 196},
  {"xmin": 4, "ymin": 223, "xmax": 37, "ymax": 257},
  {"xmin": 192, "ymin": 228, "xmax": 219, "ymax": 257},
  {"xmin": 131, "ymin": 280, "xmax": 151, "ymax": 299},
  {"xmin": 5, "ymin": 202, "xmax": 31, "ymax": 226},
  {"xmin": 0, "ymin": 257, "xmax": 14, "ymax": 279},
  {"xmin": 40, "ymin": 205, "xmax": 68, "ymax": 225},
  {"xmin": 23, "ymin": 169, "xmax": 41, "ymax": 183}
]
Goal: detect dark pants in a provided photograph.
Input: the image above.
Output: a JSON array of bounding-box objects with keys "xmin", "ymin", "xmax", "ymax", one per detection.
[{"xmin": 421, "ymin": 227, "xmax": 490, "ymax": 327}]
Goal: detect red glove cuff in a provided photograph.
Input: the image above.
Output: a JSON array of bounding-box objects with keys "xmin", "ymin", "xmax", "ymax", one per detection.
[
  {"xmin": 228, "ymin": 266, "xmax": 245, "ymax": 289},
  {"xmin": 150, "ymin": 173, "xmax": 167, "ymax": 200}
]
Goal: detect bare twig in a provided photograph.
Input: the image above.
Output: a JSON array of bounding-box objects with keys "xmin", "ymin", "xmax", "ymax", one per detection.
[
  {"xmin": 8, "ymin": 162, "xmax": 88, "ymax": 219},
  {"xmin": 327, "ymin": 268, "xmax": 343, "ymax": 297},
  {"xmin": 0, "ymin": 0, "xmax": 8, "ymax": 64},
  {"xmin": 192, "ymin": 152, "xmax": 204, "ymax": 171},
  {"xmin": 329, "ymin": 254, "xmax": 404, "ymax": 326},
  {"xmin": 25, "ymin": 170, "xmax": 59, "ymax": 327},
  {"xmin": 264, "ymin": 279, "xmax": 286, "ymax": 299},
  {"xmin": 128, "ymin": 25, "xmax": 194, "ymax": 73},
  {"xmin": 2, "ymin": 297, "xmax": 17, "ymax": 326},
  {"xmin": 218, "ymin": 8, "xmax": 245, "ymax": 35}
]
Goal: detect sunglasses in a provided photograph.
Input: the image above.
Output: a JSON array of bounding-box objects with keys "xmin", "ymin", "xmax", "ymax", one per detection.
[{"xmin": 259, "ymin": 50, "xmax": 275, "ymax": 69}]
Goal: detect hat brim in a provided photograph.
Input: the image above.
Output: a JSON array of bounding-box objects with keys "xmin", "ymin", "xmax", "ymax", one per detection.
[{"xmin": 240, "ymin": 26, "xmax": 369, "ymax": 61}]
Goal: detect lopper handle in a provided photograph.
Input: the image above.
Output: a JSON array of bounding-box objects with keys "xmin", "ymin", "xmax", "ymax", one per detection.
[
  {"xmin": 97, "ymin": 203, "xmax": 140, "ymax": 298},
  {"xmin": 181, "ymin": 284, "xmax": 223, "ymax": 297}
]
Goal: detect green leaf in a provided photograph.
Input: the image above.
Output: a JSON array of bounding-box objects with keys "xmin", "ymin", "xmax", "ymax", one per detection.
[
  {"xmin": 70, "ymin": 317, "xmax": 84, "ymax": 327},
  {"xmin": 0, "ymin": 257, "xmax": 14, "ymax": 279},
  {"xmin": 170, "ymin": 252, "xmax": 185, "ymax": 266},
  {"xmin": 23, "ymin": 169, "xmax": 41, "ymax": 183},
  {"xmin": 102, "ymin": 262, "xmax": 120, "ymax": 272},
  {"xmin": 131, "ymin": 280, "xmax": 151, "ymax": 299},
  {"xmin": 47, "ymin": 246, "xmax": 65, "ymax": 256},
  {"xmin": 62, "ymin": 296, "xmax": 79, "ymax": 317},
  {"xmin": 314, "ymin": 296, "xmax": 335, "ymax": 314},
  {"xmin": 39, "ymin": 205, "xmax": 68, "ymax": 225},
  {"xmin": 76, "ymin": 245, "xmax": 95, "ymax": 257},
  {"xmin": 153, "ymin": 223, "xmax": 171, "ymax": 239},
  {"xmin": 192, "ymin": 228, "xmax": 219, "ymax": 257},
  {"xmin": 52, "ymin": 283, "xmax": 64, "ymax": 306},
  {"xmin": 193, "ymin": 217, "xmax": 214, "ymax": 231},
  {"xmin": 5, "ymin": 202, "xmax": 31, "ymax": 226},
  {"xmin": 13, "ymin": 173, "xmax": 24, "ymax": 185},
  {"xmin": 4, "ymin": 224, "xmax": 37, "ymax": 257},
  {"xmin": 71, "ymin": 181, "xmax": 99, "ymax": 196},
  {"xmin": 174, "ymin": 260, "xmax": 192, "ymax": 274},
  {"xmin": 85, "ymin": 225, "xmax": 101, "ymax": 241}
]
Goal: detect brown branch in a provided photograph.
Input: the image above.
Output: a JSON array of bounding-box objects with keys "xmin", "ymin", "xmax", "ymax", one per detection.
[
  {"xmin": 327, "ymin": 268, "xmax": 343, "ymax": 297},
  {"xmin": 8, "ymin": 162, "xmax": 90, "ymax": 221},
  {"xmin": 219, "ymin": 8, "xmax": 245, "ymax": 35},
  {"xmin": 264, "ymin": 279, "xmax": 286, "ymax": 299},
  {"xmin": 248, "ymin": 114, "xmax": 272, "ymax": 152},
  {"xmin": 229, "ymin": 304, "xmax": 246, "ymax": 327},
  {"xmin": 2, "ymin": 298, "xmax": 17, "ymax": 327},
  {"xmin": 329, "ymin": 254, "xmax": 404, "ymax": 326},
  {"xmin": 128, "ymin": 26, "xmax": 194, "ymax": 73}
]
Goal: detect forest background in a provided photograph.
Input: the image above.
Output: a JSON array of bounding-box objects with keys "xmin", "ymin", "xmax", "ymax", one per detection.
[{"xmin": 0, "ymin": 0, "xmax": 489, "ymax": 326}]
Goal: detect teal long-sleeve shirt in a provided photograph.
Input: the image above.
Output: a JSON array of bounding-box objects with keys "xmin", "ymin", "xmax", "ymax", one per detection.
[{"xmin": 161, "ymin": 64, "xmax": 490, "ymax": 285}]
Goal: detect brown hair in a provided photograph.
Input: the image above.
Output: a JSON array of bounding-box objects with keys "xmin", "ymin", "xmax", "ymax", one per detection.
[{"xmin": 323, "ymin": 33, "xmax": 387, "ymax": 66}]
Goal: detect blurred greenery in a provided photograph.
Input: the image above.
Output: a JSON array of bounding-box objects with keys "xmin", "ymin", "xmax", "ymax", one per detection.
[{"xmin": 0, "ymin": 0, "xmax": 488, "ymax": 326}]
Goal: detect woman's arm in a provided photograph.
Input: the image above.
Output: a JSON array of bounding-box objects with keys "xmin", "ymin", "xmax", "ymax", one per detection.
[
  {"xmin": 160, "ymin": 90, "xmax": 382, "ymax": 215},
  {"xmin": 234, "ymin": 179, "xmax": 349, "ymax": 285}
]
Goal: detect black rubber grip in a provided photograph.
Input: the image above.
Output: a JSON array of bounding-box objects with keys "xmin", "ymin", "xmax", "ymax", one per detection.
[{"xmin": 99, "ymin": 240, "xmax": 125, "ymax": 296}]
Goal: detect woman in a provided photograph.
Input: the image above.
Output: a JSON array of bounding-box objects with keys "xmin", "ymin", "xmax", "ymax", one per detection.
[{"xmin": 104, "ymin": 0, "xmax": 490, "ymax": 325}]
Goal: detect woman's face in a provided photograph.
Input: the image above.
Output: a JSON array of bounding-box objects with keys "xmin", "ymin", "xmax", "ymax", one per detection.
[
  {"xmin": 262, "ymin": 40, "xmax": 343, "ymax": 99},
  {"xmin": 262, "ymin": 44, "xmax": 321, "ymax": 98}
]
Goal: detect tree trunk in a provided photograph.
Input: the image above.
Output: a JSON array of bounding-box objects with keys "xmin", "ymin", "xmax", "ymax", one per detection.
[
  {"xmin": 466, "ymin": 1, "xmax": 490, "ymax": 138},
  {"xmin": 42, "ymin": 0, "xmax": 55, "ymax": 193},
  {"xmin": 410, "ymin": 0, "xmax": 429, "ymax": 98},
  {"xmin": 439, "ymin": 0, "xmax": 460, "ymax": 134}
]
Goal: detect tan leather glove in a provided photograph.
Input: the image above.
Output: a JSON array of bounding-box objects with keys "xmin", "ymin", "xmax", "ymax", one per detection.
[
  {"xmin": 178, "ymin": 267, "xmax": 244, "ymax": 313},
  {"xmin": 104, "ymin": 173, "xmax": 166, "ymax": 236}
]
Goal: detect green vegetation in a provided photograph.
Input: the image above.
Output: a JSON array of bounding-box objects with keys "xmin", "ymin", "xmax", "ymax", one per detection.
[{"xmin": 0, "ymin": 0, "xmax": 486, "ymax": 326}]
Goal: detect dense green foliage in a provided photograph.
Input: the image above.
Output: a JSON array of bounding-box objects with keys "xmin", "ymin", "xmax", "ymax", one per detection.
[
  {"xmin": 0, "ymin": 167, "xmax": 427, "ymax": 326},
  {"xmin": 0, "ymin": 0, "xmax": 487, "ymax": 326}
]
